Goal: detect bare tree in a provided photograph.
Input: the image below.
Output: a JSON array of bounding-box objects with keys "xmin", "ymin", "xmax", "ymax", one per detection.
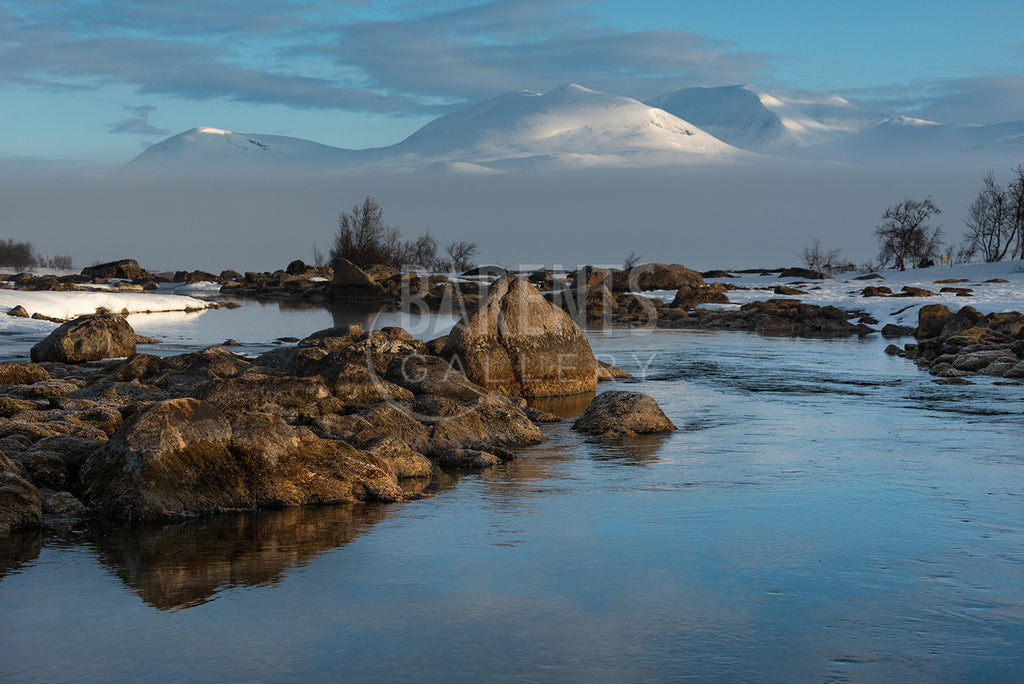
[
  {"xmin": 876, "ymin": 197, "xmax": 943, "ymax": 270},
  {"xmin": 799, "ymin": 238, "xmax": 843, "ymax": 273},
  {"xmin": 0, "ymin": 239, "xmax": 36, "ymax": 270},
  {"xmin": 962, "ymin": 172, "xmax": 1014, "ymax": 263},
  {"xmin": 1008, "ymin": 165, "xmax": 1024, "ymax": 260},
  {"xmin": 311, "ymin": 244, "xmax": 325, "ymax": 268},
  {"xmin": 446, "ymin": 241, "xmax": 478, "ymax": 272},
  {"xmin": 622, "ymin": 251, "xmax": 642, "ymax": 269},
  {"xmin": 330, "ymin": 196, "xmax": 395, "ymax": 267}
]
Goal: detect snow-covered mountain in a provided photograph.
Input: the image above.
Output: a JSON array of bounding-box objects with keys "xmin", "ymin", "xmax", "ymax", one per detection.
[
  {"xmin": 129, "ymin": 126, "xmax": 358, "ymax": 170},
  {"xmin": 390, "ymin": 84, "xmax": 741, "ymax": 167},
  {"xmin": 648, "ymin": 85, "xmax": 920, "ymax": 151},
  {"xmin": 128, "ymin": 85, "xmax": 744, "ymax": 174},
  {"xmin": 127, "ymin": 83, "xmax": 1024, "ymax": 175}
]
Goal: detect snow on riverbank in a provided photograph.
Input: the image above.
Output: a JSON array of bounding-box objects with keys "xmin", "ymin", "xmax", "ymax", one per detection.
[
  {"xmin": 0, "ymin": 289, "xmax": 212, "ymax": 334},
  {"xmin": 643, "ymin": 260, "xmax": 1024, "ymax": 331}
]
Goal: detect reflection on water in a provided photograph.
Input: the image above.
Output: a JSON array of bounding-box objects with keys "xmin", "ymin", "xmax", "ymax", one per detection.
[
  {"xmin": 83, "ymin": 505, "xmax": 392, "ymax": 611},
  {"xmin": 3, "ymin": 326, "xmax": 1024, "ymax": 680},
  {"xmin": 526, "ymin": 391, "xmax": 595, "ymax": 419}
]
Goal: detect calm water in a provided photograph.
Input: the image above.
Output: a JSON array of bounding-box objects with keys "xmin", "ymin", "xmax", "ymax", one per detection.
[{"xmin": 2, "ymin": 304, "xmax": 1024, "ymax": 681}]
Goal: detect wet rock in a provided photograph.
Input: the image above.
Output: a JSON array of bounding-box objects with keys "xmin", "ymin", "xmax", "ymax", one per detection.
[
  {"xmin": 773, "ymin": 285, "xmax": 805, "ymax": 296},
  {"xmin": 442, "ymin": 275, "xmax": 597, "ymax": 398},
  {"xmin": 6, "ymin": 305, "xmax": 29, "ymax": 318},
  {"xmin": 572, "ymin": 391, "xmax": 676, "ymax": 436},
  {"xmin": 30, "ymin": 314, "xmax": 137, "ymax": 363}
]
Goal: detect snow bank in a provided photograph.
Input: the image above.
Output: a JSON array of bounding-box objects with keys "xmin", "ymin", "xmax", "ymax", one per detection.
[{"xmin": 0, "ymin": 290, "xmax": 212, "ymax": 333}]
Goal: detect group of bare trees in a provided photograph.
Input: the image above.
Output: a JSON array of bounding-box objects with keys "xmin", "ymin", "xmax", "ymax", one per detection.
[
  {"xmin": 327, "ymin": 196, "xmax": 478, "ymax": 273},
  {"xmin": 959, "ymin": 166, "xmax": 1024, "ymax": 263},
  {"xmin": 0, "ymin": 239, "xmax": 73, "ymax": 271}
]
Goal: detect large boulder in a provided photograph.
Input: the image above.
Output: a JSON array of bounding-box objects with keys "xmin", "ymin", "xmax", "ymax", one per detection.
[
  {"xmin": 30, "ymin": 314, "xmax": 137, "ymax": 363},
  {"xmin": 612, "ymin": 263, "xmax": 704, "ymax": 292},
  {"xmin": 329, "ymin": 258, "xmax": 387, "ymax": 300},
  {"xmin": 572, "ymin": 391, "xmax": 676, "ymax": 436},
  {"xmin": 80, "ymin": 398, "xmax": 402, "ymax": 521},
  {"xmin": 442, "ymin": 275, "xmax": 596, "ymax": 398},
  {"xmin": 81, "ymin": 259, "xmax": 147, "ymax": 280}
]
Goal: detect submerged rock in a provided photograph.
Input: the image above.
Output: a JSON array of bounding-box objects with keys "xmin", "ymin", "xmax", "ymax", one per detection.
[{"xmin": 572, "ymin": 391, "xmax": 676, "ymax": 437}]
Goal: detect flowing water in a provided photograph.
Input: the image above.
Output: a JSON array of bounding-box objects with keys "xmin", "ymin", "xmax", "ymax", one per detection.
[{"xmin": 2, "ymin": 303, "xmax": 1024, "ymax": 681}]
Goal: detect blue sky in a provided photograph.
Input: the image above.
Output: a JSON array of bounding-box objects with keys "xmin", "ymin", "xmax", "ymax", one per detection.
[{"xmin": 2, "ymin": 0, "xmax": 1023, "ymax": 164}]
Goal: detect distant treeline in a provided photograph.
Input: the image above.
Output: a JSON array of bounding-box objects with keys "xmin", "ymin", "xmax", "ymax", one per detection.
[{"xmin": 0, "ymin": 239, "xmax": 73, "ymax": 271}]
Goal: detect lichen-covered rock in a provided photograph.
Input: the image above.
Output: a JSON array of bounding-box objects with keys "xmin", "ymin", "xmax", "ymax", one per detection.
[
  {"xmin": 442, "ymin": 275, "xmax": 597, "ymax": 398},
  {"xmin": 30, "ymin": 314, "xmax": 137, "ymax": 363},
  {"xmin": 572, "ymin": 391, "xmax": 676, "ymax": 436}
]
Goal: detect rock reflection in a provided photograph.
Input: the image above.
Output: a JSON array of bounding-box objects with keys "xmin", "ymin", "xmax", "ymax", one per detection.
[
  {"xmin": 583, "ymin": 433, "xmax": 674, "ymax": 465},
  {"xmin": 527, "ymin": 392, "xmax": 596, "ymax": 419},
  {"xmin": 0, "ymin": 527, "xmax": 42, "ymax": 579},
  {"xmin": 85, "ymin": 504, "xmax": 391, "ymax": 611}
]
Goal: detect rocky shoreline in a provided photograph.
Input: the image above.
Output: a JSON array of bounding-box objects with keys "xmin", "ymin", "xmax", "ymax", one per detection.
[
  {"xmin": 1, "ymin": 272, "xmax": 675, "ymax": 536},
  {"xmin": 4, "ymin": 258, "xmax": 1023, "ymax": 536}
]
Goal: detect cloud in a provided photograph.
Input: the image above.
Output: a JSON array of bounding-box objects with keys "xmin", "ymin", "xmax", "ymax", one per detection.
[
  {"xmin": 844, "ymin": 76, "xmax": 1024, "ymax": 125},
  {"xmin": 110, "ymin": 105, "xmax": 170, "ymax": 137},
  {"xmin": 0, "ymin": 0, "xmax": 773, "ymax": 114}
]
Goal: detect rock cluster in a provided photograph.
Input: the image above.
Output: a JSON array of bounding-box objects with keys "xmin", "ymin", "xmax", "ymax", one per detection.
[
  {"xmin": 888, "ymin": 304, "xmax": 1024, "ymax": 382},
  {"xmin": 1, "ymin": 276, "xmax": 660, "ymax": 531}
]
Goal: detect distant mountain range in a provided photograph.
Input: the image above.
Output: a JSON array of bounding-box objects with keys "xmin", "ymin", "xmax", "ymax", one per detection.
[{"xmin": 129, "ymin": 83, "xmax": 1024, "ymax": 174}]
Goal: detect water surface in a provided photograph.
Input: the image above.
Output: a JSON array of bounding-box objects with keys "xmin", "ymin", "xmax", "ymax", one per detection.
[{"xmin": 2, "ymin": 312, "xmax": 1024, "ymax": 681}]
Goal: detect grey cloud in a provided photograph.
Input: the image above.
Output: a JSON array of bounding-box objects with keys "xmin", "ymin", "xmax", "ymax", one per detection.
[
  {"xmin": 846, "ymin": 76, "xmax": 1024, "ymax": 125},
  {"xmin": 0, "ymin": 0, "xmax": 773, "ymax": 115},
  {"xmin": 110, "ymin": 105, "xmax": 169, "ymax": 136}
]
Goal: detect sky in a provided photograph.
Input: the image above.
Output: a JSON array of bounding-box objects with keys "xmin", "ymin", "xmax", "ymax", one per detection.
[{"xmin": 2, "ymin": 0, "xmax": 1024, "ymax": 164}]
